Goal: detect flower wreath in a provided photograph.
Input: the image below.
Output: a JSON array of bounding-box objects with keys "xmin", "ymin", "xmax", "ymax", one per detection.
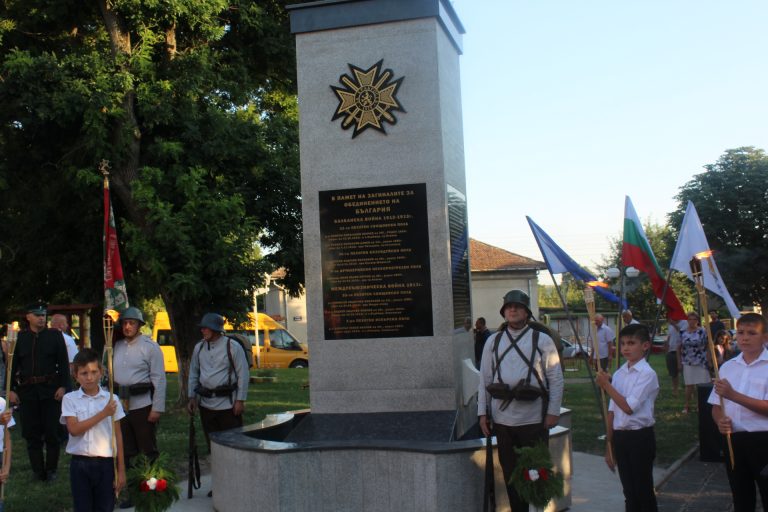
[
  {"xmin": 126, "ymin": 454, "xmax": 180, "ymax": 512},
  {"xmin": 509, "ymin": 442, "xmax": 564, "ymax": 508}
]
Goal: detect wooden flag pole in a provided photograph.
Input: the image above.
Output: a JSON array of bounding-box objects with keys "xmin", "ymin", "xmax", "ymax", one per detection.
[
  {"xmin": 583, "ymin": 287, "xmax": 615, "ymax": 470},
  {"xmin": 690, "ymin": 254, "xmax": 735, "ymax": 470},
  {"xmin": 0, "ymin": 323, "xmax": 19, "ymax": 509},
  {"xmin": 102, "ymin": 314, "xmax": 119, "ymax": 495}
]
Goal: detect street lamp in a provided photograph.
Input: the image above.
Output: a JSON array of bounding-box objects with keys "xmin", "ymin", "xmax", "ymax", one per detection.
[{"xmin": 605, "ymin": 266, "xmax": 640, "ymax": 367}]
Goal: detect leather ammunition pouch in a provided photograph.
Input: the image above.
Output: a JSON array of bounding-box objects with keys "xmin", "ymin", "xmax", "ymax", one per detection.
[
  {"xmin": 486, "ymin": 383, "xmax": 516, "ymax": 401},
  {"xmin": 511, "ymin": 379, "xmax": 547, "ymax": 402},
  {"xmin": 194, "ymin": 384, "xmax": 237, "ymax": 399},
  {"xmin": 116, "ymin": 382, "xmax": 155, "ymax": 399},
  {"xmin": 486, "ymin": 381, "xmax": 546, "ymax": 402}
]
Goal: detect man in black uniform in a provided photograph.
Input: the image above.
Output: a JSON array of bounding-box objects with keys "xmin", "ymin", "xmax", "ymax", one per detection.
[{"xmin": 9, "ymin": 304, "xmax": 70, "ymax": 482}]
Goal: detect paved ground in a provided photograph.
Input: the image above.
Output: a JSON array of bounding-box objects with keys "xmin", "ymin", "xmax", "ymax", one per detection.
[
  {"xmin": 656, "ymin": 450, "xmax": 763, "ymax": 512},
  {"xmin": 149, "ymin": 447, "xmax": 754, "ymax": 511}
]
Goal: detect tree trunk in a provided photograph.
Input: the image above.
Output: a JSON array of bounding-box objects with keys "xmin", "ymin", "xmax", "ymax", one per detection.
[{"xmin": 163, "ymin": 292, "xmax": 203, "ymax": 406}]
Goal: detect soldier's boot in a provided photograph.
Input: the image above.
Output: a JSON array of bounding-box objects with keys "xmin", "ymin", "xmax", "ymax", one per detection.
[
  {"xmin": 28, "ymin": 447, "xmax": 46, "ymax": 481},
  {"xmin": 44, "ymin": 442, "xmax": 61, "ymax": 481}
]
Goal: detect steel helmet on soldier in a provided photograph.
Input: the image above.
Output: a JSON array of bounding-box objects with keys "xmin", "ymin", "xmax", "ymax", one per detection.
[
  {"xmin": 198, "ymin": 313, "xmax": 226, "ymax": 333},
  {"xmin": 119, "ymin": 307, "xmax": 145, "ymax": 325},
  {"xmin": 499, "ymin": 289, "xmax": 532, "ymax": 317}
]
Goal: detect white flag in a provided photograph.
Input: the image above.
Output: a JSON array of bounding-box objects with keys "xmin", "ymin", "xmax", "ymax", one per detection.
[{"xmin": 670, "ymin": 201, "xmax": 740, "ymax": 319}]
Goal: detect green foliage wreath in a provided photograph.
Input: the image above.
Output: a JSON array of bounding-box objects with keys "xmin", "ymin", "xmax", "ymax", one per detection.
[
  {"xmin": 126, "ymin": 454, "xmax": 180, "ymax": 512},
  {"xmin": 509, "ymin": 442, "xmax": 564, "ymax": 508}
]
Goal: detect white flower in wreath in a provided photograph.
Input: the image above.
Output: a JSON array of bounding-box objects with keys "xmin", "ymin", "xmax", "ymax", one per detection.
[
  {"xmin": 147, "ymin": 477, "xmax": 158, "ymax": 490},
  {"xmin": 528, "ymin": 469, "xmax": 540, "ymax": 482}
]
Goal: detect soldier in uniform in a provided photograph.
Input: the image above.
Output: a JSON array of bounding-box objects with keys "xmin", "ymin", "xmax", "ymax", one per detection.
[
  {"xmin": 9, "ymin": 303, "xmax": 70, "ymax": 482},
  {"xmin": 187, "ymin": 313, "xmax": 249, "ymax": 447},
  {"xmin": 113, "ymin": 307, "xmax": 166, "ymax": 466},
  {"xmin": 478, "ymin": 290, "xmax": 564, "ymax": 511},
  {"xmin": 187, "ymin": 312, "xmax": 249, "ymax": 498}
]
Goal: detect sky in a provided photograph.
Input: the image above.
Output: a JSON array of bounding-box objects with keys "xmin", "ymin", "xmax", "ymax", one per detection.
[{"xmin": 450, "ymin": 0, "xmax": 768, "ymax": 278}]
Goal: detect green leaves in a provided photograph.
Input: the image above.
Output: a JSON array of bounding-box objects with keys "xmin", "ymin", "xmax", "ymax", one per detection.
[
  {"xmin": 0, "ymin": 1, "xmax": 302, "ymax": 324},
  {"xmin": 670, "ymin": 147, "xmax": 768, "ymax": 313}
]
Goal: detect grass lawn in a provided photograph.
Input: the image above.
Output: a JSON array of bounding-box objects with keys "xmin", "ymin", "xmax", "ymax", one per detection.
[
  {"xmin": 4, "ymin": 357, "xmax": 702, "ymax": 511},
  {"xmin": 561, "ymin": 353, "xmax": 700, "ymax": 466}
]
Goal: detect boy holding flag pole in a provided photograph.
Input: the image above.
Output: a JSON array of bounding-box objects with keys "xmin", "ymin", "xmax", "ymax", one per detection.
[{"xmin": 709, "ymin": 312, "xmax": 768, "ymax": 512}]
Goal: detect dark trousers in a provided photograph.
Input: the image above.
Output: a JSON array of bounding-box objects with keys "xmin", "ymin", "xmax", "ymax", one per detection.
[
  {"xmin": 494, "ymin": 422, "xmax": 549, "ymax": 512},
  {"xmin": 70, "ymin": 456, "xmax": 116, "ymax": 512},
  {"xmin": 19, "ymin": 395, "xmax": 62, "ymax": 478},
  {"xmin": 121, "ymin": 405, "xmax": 158, "ymax": 468},
  {"xmin": 199, "ymin": 405, "xmax": 243, "ymax": 451},
  {"xmin": 614, "ymin": 427, "xmax": 658, "ymax": 512},
  {"xmin": 600, "ymin": 357, "xmax": 610, "ymax": 371},
  {"xmin": 725, "ymin": 431, "xmax": 768, "ymax": 512}
]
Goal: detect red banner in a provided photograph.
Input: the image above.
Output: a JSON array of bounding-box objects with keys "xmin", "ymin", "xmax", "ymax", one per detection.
[{"xmin": 103, "ymin": 178, "xmax": 129, "ymax": 312}]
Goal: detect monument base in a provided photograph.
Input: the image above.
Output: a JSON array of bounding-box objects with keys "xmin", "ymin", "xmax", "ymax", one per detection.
[{"xmin": 210, "ymin": 410, "xmax": 572, "ymax": 512}]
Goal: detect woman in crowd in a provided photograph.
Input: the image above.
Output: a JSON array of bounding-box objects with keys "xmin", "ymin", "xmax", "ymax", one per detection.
[{"xmin": 677, "ymin": 311, "xmax": 709, "ymax": 414}]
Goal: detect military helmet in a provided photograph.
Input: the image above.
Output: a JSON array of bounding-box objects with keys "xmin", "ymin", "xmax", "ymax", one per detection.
[
  {"xmin": 119, "ymin": 307, "xmax": 145, "ymax": 325},
  {"xmin": 198, "ymin": 312, "xmax": 225, "ymax": 333},
  {"xmin": 499, "ymin": 289, "xmax": 532, "ymax": 317}
]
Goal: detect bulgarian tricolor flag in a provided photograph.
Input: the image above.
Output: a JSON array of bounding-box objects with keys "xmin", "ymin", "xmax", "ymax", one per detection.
[
  {"xmin": 622, "ymin": 196, "xmax": 687, "ymax": 321},
  {"xmin": 103, "ymin": 173, "xmax": 129, "ymax": 312}
]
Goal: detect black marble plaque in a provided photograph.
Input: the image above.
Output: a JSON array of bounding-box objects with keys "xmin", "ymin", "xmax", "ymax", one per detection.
[
  {"xmin": 319, "ymin": 183, "xmax": 433, "ymax": 339},
  {"xmin": 447, "ymin": 185, "xmax": 471, "ymax": 329}
]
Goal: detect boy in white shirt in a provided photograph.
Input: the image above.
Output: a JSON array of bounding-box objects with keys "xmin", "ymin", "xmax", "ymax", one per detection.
[
  {"xmin": 709, "ymin": 313, "xmax": 768, "ymax": 512},
  {"xmin": 597, "ymin": 324, "xmax": 659, "ymax": 512},
  {"xmin": 60, "ymin": 348, "xmax": 126, "ymax": 512}
]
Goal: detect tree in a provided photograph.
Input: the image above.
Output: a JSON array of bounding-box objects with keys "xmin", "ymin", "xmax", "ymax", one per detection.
[
  {"xmin": 0, "ymin": 1, "xmax": 304, "ymax": 399},
  {"xmin": 669, "ymin": 147, "xmax": 768, "ymax": 315}
]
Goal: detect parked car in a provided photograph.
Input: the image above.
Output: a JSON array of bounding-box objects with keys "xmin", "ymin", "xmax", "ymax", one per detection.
[
  {"xmin": 651, "ymin": 336, "xmax": 666, "ymax": 354},
  {"xmin": 561, "ymin": 338, "xmax": 591, "ymax": 358},
  {"xmin": 152, "ymin": 311, "xmax": 309, "ymax": 372}
]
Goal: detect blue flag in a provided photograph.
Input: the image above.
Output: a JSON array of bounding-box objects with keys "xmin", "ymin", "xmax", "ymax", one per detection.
[{"xmin": 527, "ymin": 216, "xmax": 625, "ymax": 306}]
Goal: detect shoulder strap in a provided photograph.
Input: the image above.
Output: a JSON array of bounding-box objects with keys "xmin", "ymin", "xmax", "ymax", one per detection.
[
  {"xmin": 224, "ymin": 337, "xmax": 235, "ymax": 386},
  {"xmin": 492, "ymin": 326, "xmax": 531, "ymax": 384}
]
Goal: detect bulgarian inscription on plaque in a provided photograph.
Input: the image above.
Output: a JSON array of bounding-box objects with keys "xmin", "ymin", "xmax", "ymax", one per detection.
[{"xmin": 319, "ymin": 183, "xmax": 433, "ymax": 339}]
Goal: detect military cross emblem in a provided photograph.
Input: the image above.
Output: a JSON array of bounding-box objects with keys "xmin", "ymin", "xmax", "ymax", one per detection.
[{"xmin": 331, "ymin": 60, "xmax": 405, "ymax": 138}]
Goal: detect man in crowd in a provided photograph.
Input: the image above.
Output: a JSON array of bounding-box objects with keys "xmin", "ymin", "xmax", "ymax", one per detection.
[
  {"xmin": 9, "ymin": 304, "xmax": 70, "ymax": 482},
  {"xmin": 593, "ymin": 314, "xmax": 615, "ymax": 371},
  {"xmin": 478, "ymin": 290, "xmax": 564, "ymax": 511},
  {"xmin": 622, "ymin": 309, "xmax": 641, "ymax": 326},
  {"xmin": 187, "ymin": 312, "xmax": 249, "ymax": 497},
  {"xmin": 709, "ymin": 310, "xmax": 726, "ymax": 340},
  {"xmin": 473, "ymin": 317, "xmax": 492, "ymax": 369},
  {"xmin": 664, "ymin": 318, "xmax": 687, "ymax": 397},
  {"xmin": 50, "ymin": 314, "xmax": 78, "ymax": 375},
  {"xmin": 113, "ymin": 308, "xmax": 166, "ymax": 478}
]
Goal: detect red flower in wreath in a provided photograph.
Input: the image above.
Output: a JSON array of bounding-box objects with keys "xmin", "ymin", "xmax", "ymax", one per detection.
[
  {"xmin": 140, "ymin": 481, "xmax": 150, "ymax": 492},
  {"xmin": 540, "ymin": 468, "xmax": 549, "ymax": 481},
  {"xmin": 156, "ymin": 479, "xmax": 168, "ymax": 492},
  {"xmin": 523, "ymin": 470, "xmax": 531, "ymax": 481}
]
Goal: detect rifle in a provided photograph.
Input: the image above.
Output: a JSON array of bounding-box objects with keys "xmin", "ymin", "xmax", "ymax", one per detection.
[
  {"xmin": 187, "ymin": 414, "xmax": 201, "ymax": 498},
  {"xmin": 483, "ymin": 407, "xmax": 496, "ymax": 512}
]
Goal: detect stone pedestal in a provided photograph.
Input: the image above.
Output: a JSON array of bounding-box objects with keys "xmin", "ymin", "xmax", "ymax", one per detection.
[{"xmin": 290, "ymin": 0, "xmax": 474, "ymax": 434}]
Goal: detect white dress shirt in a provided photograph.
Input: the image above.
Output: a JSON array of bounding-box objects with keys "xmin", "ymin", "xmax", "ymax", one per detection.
[
  {"xmin": 708, "ymin": 348, "xmax": 768, "ymax": 432},
  {"xmin": 609, "ymin": 358, "xmax": 659, "ymax": 430},
  {"xmin": 61, "ymin": 387, "xmax": 126, "ymax": 457},
  {"xmin": 0, "ymin": 397, "xmax": 16, "ymax": 452}
]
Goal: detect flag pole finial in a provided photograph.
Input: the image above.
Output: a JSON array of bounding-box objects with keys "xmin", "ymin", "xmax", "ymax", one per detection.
[{"xmin": 99, "ymin": 159, "xmax": 110, "ymax": 178}]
